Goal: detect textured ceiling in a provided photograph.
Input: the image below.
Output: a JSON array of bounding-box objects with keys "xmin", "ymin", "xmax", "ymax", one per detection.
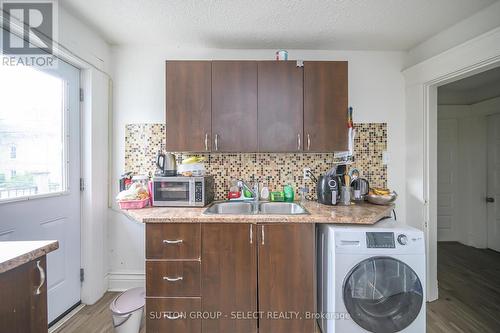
[
  {"xmin": 438, "ymin": 66, "xmax": 500, "ymax": 105},
  {"xmin": 61, "ymin": 0, "xmax": 497, "ymax": 49}
]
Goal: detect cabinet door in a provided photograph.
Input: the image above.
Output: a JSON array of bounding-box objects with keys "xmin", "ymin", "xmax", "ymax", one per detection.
[
  {"xmin": 258, "ymin": 224, "xmax": 315, "ymax": 333},
  {"xmin": 258, "ymin": 61, "xmax": 303, "ymax": 152},
  {"xmin": 0, "ymin": 256, "xmax": 47, "ymax": 333},
  {"xmin": 166, "ymin": 61, "xmax": 212, "ymax": 152},
  {"xmin": 202, "ymin": 224, "xmax": 257, "ymax": 333},
  {"xmin": 212, "ymin": 61, "xmax": 258, "ymax": 152},
  {"xmin": 304, "ymin": 61, "xmax": 348, "ymax": 152}
]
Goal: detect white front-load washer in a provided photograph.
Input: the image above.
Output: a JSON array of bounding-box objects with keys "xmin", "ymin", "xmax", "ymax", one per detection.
[{"xmin": 317, "ymin": 219, "xmax": 426, "ymax": 333}]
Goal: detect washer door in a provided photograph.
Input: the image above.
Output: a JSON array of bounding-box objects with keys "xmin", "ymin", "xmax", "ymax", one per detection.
[{"xmin": 343, "ymin": 256, "xmax": 423, "ymax": 333}]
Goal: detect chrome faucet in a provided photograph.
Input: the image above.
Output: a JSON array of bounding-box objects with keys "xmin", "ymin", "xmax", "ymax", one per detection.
[{"xmin": 236, "ymin": 178, "xmax": 259, "ymax": 203}]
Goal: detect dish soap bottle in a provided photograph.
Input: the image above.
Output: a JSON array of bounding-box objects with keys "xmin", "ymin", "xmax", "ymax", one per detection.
[{"xmin": 283, "ymin": 183, "xmax": 295, "ymax": 202}]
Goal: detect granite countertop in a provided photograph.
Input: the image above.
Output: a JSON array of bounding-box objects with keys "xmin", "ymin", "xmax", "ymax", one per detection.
[
  {"xmin": 0, "ymin": 240, "xmax": 59, "ymax": 274},
  {"xmin": 123, "ymin": 201, "xmax": 394, "ymax": 224}
]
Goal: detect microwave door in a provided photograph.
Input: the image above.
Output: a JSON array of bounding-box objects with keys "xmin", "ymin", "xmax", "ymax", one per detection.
[{"xmin": 154, "ymin": 181, "xmax": 190, "ymax": 204}]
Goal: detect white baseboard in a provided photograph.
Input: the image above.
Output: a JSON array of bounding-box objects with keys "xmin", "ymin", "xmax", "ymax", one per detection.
[{"xmin": 107, "ymin": 272, "xmax": 145, "ymax": 291}]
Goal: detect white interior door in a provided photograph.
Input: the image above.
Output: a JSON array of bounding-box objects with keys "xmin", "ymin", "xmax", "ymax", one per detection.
[
  {"xmin": 437, "ymin": 119, "xmax": 459, "ymax": 241},
  {"xmin": 0, "ymin": 60, "xmax": 81, "ymax": 323},
  {"xmin": 487, "ymin": 114, "xmax": 500, "ymax": 252}
]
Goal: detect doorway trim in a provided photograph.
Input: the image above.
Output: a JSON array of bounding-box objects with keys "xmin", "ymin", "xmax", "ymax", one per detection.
[{"xmin": 403, "ymin": 26, "xmax": 500, "ymax": 301}]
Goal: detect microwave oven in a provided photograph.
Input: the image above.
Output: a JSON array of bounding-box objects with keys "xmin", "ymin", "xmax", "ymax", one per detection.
[{"xmin": 152, "ymin": 175, "xmax": 214, "ymax": 207}]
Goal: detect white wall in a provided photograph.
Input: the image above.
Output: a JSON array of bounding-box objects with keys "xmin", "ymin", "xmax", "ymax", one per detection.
[{"xmin": 108, "ymin": 47, "xmax": 406, "ymax": 288}]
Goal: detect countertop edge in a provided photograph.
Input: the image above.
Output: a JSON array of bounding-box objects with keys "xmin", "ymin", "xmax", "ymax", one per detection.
[
  {"xmin": 123, "ymin": 202, "xmax": 395, "ymax": 225},
  {"xmin": 0, "ymin": 240, "xmax": 59, "ymax": 274}
]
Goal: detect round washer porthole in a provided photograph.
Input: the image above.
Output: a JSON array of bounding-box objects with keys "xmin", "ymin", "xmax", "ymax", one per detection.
[{"xmin": 343, "ymin": 256, "xmax": 423, "ymax": 333}]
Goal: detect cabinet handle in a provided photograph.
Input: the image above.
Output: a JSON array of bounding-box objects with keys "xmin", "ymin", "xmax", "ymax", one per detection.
[
  {"xmin": 250, "ymin": 225, "xmax": 253, "ymax": 244},
  {"xmin": 205, "ymin": 133, "xmax": 209, "ymax": 151},
  {"xmin": 261, "ymin": 225, "xmax": 265, "ymax": 245},
  {"xmin": 163, "ymin": 276, "xmax": 183, "ymax": 282},
  {"xmin": 163, "ymin": 239, "xmax": 183, "ymax": 244},
  {"xmin": 166, "ymin": 314, "xmax": 183, "ymax": 320},
  {"xmin": 307, "ymin": 133, "xmax": 311, "ymax": 151},
  {"xmin": 214, "ymin": 134, "xmax": 219, "ymax": 151},
  {"xmin": 297, "ymin": 133, "xmax": 301, "ymax": 150},
  {"xmin": 35, "ymin": 260, "xmax": 45, "ymax": 295}
]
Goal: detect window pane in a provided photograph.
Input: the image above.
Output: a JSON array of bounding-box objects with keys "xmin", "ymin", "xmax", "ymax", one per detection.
[{"xmin": 0, "ymin": 66, "xmax": 66, "ymax": 200}]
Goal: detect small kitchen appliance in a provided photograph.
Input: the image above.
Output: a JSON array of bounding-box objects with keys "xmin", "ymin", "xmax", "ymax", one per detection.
[
  {"xmin": 152, "ymin": 175, "xmax": 214, "ymax": 207},
  {"xmin": 317, "ymin": 175, "xmax": 341, "ymax": 205},
  {"xmin": 156, "ymin": 152, "xmax": 177, "ymax": 177}
]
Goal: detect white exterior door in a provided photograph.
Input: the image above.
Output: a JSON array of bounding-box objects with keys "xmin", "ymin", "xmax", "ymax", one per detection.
[
  {"xmin": 487, "ymin": 114, "xmax": 500, "ymax": 252},
  {"xmin": 437, "ymin": 119, "xmax": 459, "ymax": 241},
  {"xmin": 0, "ymin": 60, "xmax": 81, "ymax": 323}
]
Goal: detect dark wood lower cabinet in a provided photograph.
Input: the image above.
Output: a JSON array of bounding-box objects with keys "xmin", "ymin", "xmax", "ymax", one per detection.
[
  {"xmin": 145, "ymin": 222, "xmax": 315, "ymax": 333},
  {"xmin": 0, "ymin": 256, "xmax": 47, "ymax": 333},
  {"xmin": 202, "ymin": 224, "xmax": 257, "ymax": 333},
  {"xmin": 146, "ymin": 297, "xmax": 201, "ymax": 333},
  {"xmin": 258, "ymin": 224, "xmax": 316, "ymax": 333}
]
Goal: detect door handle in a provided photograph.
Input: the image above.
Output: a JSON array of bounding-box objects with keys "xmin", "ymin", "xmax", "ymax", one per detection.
[
  {"xmin": 307, "ymin": 133, "xmax": 311, "ymax": 151},
  {"xmin": 163, "ymin": 239, "xmax": 183, "ymax": 244},
  {"xmin": 35, "ymin": 260, "xmax": 45, "ymax": 295},
  {"xmin": 486, "ymin": 197, "xmax": 495, "ymax": 203},
  {"xmin": 250, "ymin": 224, "xmax": 253, "ymax": 244},
  {"xmin": 205, "ymin": 133, "xmax": 209, "ymax": 151},
  {"xmin": 214, "ymin": 134, "xmax": 219, "ymax": 151},
  {"xmin": 261, "ymin": 225, "xmax": 265, "ymax": 245},
  {"xmin": 297, "ymin": 133, "xmax": 301, "ymax": 150}
]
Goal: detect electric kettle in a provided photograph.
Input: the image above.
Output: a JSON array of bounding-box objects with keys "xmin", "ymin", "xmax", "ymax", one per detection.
[{"xmin": 156, "ymin": 152, "xmax": 177, "ymax": 176}]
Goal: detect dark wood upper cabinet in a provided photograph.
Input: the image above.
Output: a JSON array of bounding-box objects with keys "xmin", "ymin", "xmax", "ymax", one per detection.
[
  {"xmin": 166, "ymin": 61, "xmax": 212, "ymax": 152},
  {"xmin": 202, "ymin": 224, "xmax": 257, "ymax": 333},
  {"xmin": 258, "ymin": 61, "xmax": 304, "ymax": 152},
  {"xmin": 258, "ymin": 224, "xmax": 315, "ymax": 333},
  {"xmin": 166, "ymin": 60, "xmax": 348, "ymax": 152},
  {"xmin": 304, "ymin": 61, "xmax": 348, "ymax": 152},
  {"xmin": 212, "ymin": 61, "xmax": 258, "ymax": 152}
]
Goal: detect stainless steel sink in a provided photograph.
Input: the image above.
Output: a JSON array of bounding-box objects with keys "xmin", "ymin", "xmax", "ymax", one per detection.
[
  {"xmin": 204, "ymin": 201, "xmax": 257, "ymax": 214},
  {"xmin": 204, "ymin": 201, "xmax": 309, "ymax": 215},
  {"xmin": 258, "ymin": 202, "xmax": 309, "ymax": 215}
]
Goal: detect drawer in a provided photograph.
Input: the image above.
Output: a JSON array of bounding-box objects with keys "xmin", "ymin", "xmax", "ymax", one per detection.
[
  {"xmin": 146, "ymin": 297, "xmax": 201, "ymax": 333},
  {"xmin": 146, "ymin": 224, "xmax": 201, "ymax": 259},
  {"xmin": 146, "ymin": 261, "xmax": 200, "ymax": 297}
]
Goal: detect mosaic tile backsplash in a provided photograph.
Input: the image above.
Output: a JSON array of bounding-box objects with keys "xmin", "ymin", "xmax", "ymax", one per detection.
[{"xmin": 124, "ymin": 123, "xmax": 387, "ymax": 200}]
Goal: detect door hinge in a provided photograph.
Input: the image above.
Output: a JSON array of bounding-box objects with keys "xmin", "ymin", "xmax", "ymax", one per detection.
[
  {"xmin": 80, "ymin": 178, "xmax": 85, "ymax": 191},
  {"xmin": 79, "ymin": 88, "xmax": 84, "ymax": 102},
  {"xmin": 80, "ymin": 268, "xmax": 84, "ymax": 282}
]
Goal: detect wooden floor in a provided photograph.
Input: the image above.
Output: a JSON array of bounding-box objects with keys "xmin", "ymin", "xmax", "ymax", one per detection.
[
  {"xmin": 427, "ymin": 242, "xmax": 500, "ymax": 333},
  {"xmin": 54, "ymin": 242, "xmax": 500, "ymax": 333},
  {"xmin": 53, "ymin": 292, "xmax": 145, "ymax": 333}
]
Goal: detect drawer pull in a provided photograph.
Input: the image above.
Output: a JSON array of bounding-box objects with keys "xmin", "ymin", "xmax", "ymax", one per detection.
[
  {"xmin": 163, "ymin": 276, "xmax": 183, "ymax": 282},
  {"xmin": 166, "ymin": 313, "xmax": 183, "ymax": 320},
  {"xmin": 163, "ymin": 239, "xmax": 183, "ymax": 244}
]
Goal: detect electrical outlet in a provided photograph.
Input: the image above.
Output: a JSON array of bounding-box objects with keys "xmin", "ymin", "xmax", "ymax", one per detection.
[{"xmin": 303, "ymin": 168, "xmax": 311, "ymax": 180}]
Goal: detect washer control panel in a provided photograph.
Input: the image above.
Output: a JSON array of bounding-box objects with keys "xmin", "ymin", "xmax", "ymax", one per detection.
[{"xmin": 366, "ymin": 232, "xmax": 395, "ymax": 248}]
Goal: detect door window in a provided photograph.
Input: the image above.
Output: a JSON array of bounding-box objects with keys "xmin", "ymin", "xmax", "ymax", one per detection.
[
  {"xmin": 343, "ymin": 256, "xmax": 423, "ymax": 333},
  {"xmin": 0, "ymin": 66, "xmax": 68, "ymax": 200}
]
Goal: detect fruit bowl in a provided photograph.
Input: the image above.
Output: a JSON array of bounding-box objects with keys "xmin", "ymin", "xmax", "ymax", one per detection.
[{"xmin": 366, "ymin": 191, "xmax": 398, "ymax": 205}]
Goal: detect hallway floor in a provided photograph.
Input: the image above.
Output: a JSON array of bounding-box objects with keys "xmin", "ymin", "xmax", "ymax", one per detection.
[
  {"xmin": 54, "ymin": 242, "xmax": 500, "ymax": 333},
  {"xmin": 427, "ymin": 242, "xmax": 500, "ymax": 332}
]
